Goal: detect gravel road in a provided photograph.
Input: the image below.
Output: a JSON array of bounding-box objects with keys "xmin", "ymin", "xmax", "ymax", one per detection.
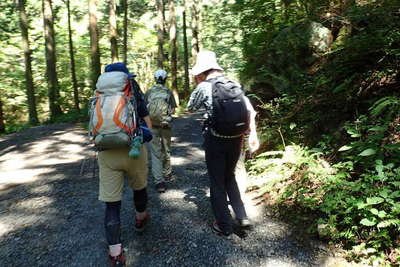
[{"xmin": 0, "ymin": 112, "xmax": 345, "ymax": 267}]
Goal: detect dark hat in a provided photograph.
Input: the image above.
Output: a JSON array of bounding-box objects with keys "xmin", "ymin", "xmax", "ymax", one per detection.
[{"xmin": 105, "ymin": 62, "xmax": 136, "ymax": 78}]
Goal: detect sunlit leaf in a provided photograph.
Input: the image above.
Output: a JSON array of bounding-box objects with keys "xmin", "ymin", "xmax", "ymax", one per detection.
[
  {"xmin": 358, "ymin": 148, "xmax": 376, "ymax": 156},
  {"xmin": 356, "ymin": 201, "xmax": 367, "ymax": 209},
  {"xmin": 350, "ymin": 133, "xmax": 362, "ymax": 138},
  {"xmin": 360, "ymin": 218, "xmax": 376, "ymax": 226},
  {"xmin": 366, "ymin": 197, "xmax": 384, "ymax": 205},
  {"xmin": 339, "ymin": 145, "xmax": 352, "ymax": 151},
  {"xmin": 377, "ymin": 219, "xmax": 400, "ymax": 228},
  {"xmin": 389, "ymin": 191, "xmax": 400, "ymax": 198},
  {"xmin": 368, "ymin": 126, "xmax": 387, "ymax": 132},
  {"xmin": 377, "ymin": 210, "xmax": 387, "ymax": 218},
  {"xmin": 370, "ymin": 208, "xmax": 379, "ymax": 215}
]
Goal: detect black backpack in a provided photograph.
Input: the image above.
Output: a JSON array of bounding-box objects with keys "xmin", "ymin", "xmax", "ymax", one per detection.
[{"xmin": 209, "ymin": 77, "xmax": 250, "ymax": 136}]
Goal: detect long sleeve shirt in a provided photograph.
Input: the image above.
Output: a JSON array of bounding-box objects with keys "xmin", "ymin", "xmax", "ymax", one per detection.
[{"xmin": 187, "ymin": 77, "xmax": 256, "ymax": 118}]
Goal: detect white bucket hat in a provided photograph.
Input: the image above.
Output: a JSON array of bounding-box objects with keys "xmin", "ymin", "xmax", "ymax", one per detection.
[{"xmin": 191, "ymin": 50, "xmax": 223, "ymax": 76}]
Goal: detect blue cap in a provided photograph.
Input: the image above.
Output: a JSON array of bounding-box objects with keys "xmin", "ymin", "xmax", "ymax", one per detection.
[{"xmin": 105, "ymin": 62, "xmax": 136, "ymax": 78}]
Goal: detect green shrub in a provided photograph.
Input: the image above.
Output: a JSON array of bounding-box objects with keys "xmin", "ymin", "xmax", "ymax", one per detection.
[{"xmin": 249, "ymin": 144, "xmax": 400, "ymax": 265}]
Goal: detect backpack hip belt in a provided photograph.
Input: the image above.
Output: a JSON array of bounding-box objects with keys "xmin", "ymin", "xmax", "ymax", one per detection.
[{"xmin": 210, "ymin": 128, "xmax": 243, "ymax": 139}]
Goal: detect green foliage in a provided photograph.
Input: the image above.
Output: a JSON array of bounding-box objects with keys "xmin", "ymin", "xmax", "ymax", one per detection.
[
  {"xmin": 46, "ymin": 108, "xmax": 89, "ymax": 124},
  {"xmin": 3, "ymin": 123, "xmax": 32, "ymax": 135},
  {"xmin": 201, "ymin": 0, "xmax": 243, "ymax": 79},
  {"xmin": 235, "ymin": 0, "xmax": 400, "ymax": 264},
  {"xmin": 0, "ymin": 0, "xmax": 159, "ymax": 129},
  {"xmin": 249, "ymin": 144, "xmax": 400, "ymax": 265},
  {"xmin": 0, "ymin": 1, "xmax": 19, "ymax": 42},
  {"xmin": 251, "ymin": 92, "xmax": 399, "ymax": 264}
]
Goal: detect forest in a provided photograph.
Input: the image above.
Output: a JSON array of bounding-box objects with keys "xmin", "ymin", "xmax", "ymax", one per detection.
[{"xmin": 0, "ymin": 0, "xmax": 399, "ymax": 265}]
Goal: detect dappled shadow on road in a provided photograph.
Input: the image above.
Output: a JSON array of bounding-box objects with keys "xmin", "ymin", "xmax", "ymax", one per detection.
[
  {"xmin": 0, "ymin": 123, "xmax": 83, "ymax": 156},
  {"xmin": 0, "ymin": 123, "xmax": 94, "ymax": 191},
  {"xmin": 0, "ymin": 123, "xmax": 105, "ymax": 266},
  {"xmin": 0, "ymin": 114, "xmax": 331, "ymax": 266}
]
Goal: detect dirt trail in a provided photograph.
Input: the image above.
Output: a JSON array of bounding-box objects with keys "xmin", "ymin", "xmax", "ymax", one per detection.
[{"xmin": 0, "ymin": 114, "xmax": 346, "ymax": 267}]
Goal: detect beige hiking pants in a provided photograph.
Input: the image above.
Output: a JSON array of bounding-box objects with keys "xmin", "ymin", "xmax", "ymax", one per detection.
[{"xmin": 150, "ymin": 127, "xmax": 172, "ymax": 184}]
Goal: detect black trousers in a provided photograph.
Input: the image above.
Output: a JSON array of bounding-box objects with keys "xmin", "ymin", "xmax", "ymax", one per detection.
[{"xmin": 204, "ymin": 131, "xmax": 248, "ymax": 233}]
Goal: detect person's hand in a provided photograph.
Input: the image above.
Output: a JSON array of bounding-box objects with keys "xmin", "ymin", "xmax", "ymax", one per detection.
[{"xmin": 248, "ymin": 131, "xmax": 259, "ymax": 153}]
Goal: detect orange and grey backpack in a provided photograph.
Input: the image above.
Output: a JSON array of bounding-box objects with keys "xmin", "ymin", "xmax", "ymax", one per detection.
[{"xmin": 88, "ymin": 71, "xmax": 138, "ymax": 149}]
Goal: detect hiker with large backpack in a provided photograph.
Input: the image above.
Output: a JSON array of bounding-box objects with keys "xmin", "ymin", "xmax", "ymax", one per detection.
[
  {"xmin": 88, "ymin": 62, "xmax": 152, "ymax": 266},
  {"xmin": 187, "ymin": 51, "xmax": 260, "ymax": 237},
  {"xmin": 145, "ymin": 69, "xmax": 177, "ymax": 193}
]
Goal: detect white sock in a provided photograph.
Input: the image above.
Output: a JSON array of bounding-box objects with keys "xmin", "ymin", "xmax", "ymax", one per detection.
[{"xmin": 109, "ymin": 243, "xmax": 122, "ymax": 257}]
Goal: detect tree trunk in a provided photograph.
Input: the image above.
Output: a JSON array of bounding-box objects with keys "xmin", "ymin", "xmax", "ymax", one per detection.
[
  {"xmin": 17, "ymin": 0, "xmax": 39, "ymax": 125},
  {"xmin": 282, "ymin": 0, "xmax": 289, "ymax": 23},
  {"xmin": 122, "ymin": 0, "xmax": 128, "ymax": 64},
  {"xmin": 109, "ymin": 0, "xmax": 118, "ymax": 62},
  {"xmin": 156, "ymin": 0, "xmax": 165, "ymax": 68},
  {"xmin": 191, "ymin": 0, "xmax": 200, "ymax": 62},
  {"xmin": 66, "ymin": 0, "xmax": 80, "ymax": 111},
  {"xmin": 0, "ymin": 99, "xmax": 5, "ymax": 133},
  {"xmin": 168, "ymin": 0, "xmax": 179, "ymax": 106},
  {"xmin": 89, "ymin": 0, "xmax": 101, "ymax": 90},
  {"xmin": 182, "ymin": 0, "xmax": 190, "ymax": 96},
  {"xmin": 42, "ymin": 0, "xmax": 62, "ymax": 119}
]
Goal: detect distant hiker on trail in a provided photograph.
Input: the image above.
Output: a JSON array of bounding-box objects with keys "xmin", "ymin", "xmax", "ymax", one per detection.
[
  {"xmin": 187, "ymin": 51, "xmax": 260, "ymax": 237},
  {"xmin": 145, "ymin": 69, "xmax": 177, "ymax": 193},
  {"xmin": 88, "ymin": 62, "xmax": 153, "ymax": 266}
]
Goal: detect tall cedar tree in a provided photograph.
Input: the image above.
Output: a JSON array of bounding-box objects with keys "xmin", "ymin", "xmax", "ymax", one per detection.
[
  {"xmin": 42, "ymin": 0, "xmax": 62, "ymax": 119},
  {"xmin": 182, "ymin": 0, "xmax": 190, "ymax": 96},
  {"xmin": 156, "ymin": 0, "xmax": 165, "ymax": 68},
  {"xmin": 0, "ymin": 99, "xmax": 6, "ymax": 133},
  {"xmin": 89, "ymin": 0, "xmax": 101, "ymax": 90},
  {"xmin": 122, "ymin": 0, "xmax": 128, "ymax": 64},
  {"xmin": 168, "ymin": 0, "xmax": 179, "ymax": 105},
  {"xmin": 0, "ymin": 100, "xmax": 4, "ymax": 133},
  {"xmin": 191, "ymin": 0, "xmax": 200, "ymax": 61},
  {"xmin": 17, "ymin": 0, "xmax": 39, "ymax": 124},
  {"xmin": 109, "ymin": 0, "xmax": 118, "ymax": 62},
  {"xmin": 65, "ymin": 0, "xmax": 80, "ymax": 111}
]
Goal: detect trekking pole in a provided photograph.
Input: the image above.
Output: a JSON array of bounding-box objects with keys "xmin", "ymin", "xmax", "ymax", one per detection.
[
  {"xmin": 79, "ymin": 157, "xmax": 86, "ymax": 177},
  {"xmin": 92, "ymin": 149, "xmax": 97, "ymax": 179}
]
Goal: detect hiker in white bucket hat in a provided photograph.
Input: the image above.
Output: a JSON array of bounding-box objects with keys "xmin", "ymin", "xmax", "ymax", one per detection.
[
  {"xmin": 190, "ymin": 50, "xmax": 224, "ymax": 76},
  {"xmin": 187, "ymin": 50, "xmax": 260, "ymax": 237}
]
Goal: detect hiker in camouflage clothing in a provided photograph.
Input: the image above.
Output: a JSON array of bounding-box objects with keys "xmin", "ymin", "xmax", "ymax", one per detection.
[{"xmin": 145, "ymin": 70, "xmax": 177, "ymax": 193}]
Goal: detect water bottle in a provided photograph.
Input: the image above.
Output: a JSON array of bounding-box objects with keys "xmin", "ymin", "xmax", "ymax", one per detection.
[{"xmin": 128, "ymin": 136, "xmax": 143, "ymax": 158}]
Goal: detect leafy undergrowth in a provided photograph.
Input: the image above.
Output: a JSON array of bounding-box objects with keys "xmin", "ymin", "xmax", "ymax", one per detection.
[
  {"xmin": 2, "ymin": 109, "xmax": 89, "ymax": 136},
  {"xmin": 248, "ymin": 143, "xmax": 400, "ymax": 266}
]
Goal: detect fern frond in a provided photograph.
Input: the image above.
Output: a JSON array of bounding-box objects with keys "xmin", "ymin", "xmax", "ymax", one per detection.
[{"xmin": 369, "ymin": 96, "xmax": 400, "ymax": 117}]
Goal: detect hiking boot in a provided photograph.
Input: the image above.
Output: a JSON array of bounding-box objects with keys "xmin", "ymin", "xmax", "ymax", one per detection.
[
  {"xmin": 135, "ymin": 212, "xmax": 150, "ymax": 232},
  {"xmin": 155, "ymin": 182, "xmax": 166, "ymax": 193},
  {"xmin": 212, "ymin": 221, "xmax": 232, "ymax": 237},
  {"xmin": 237, "ymin": 218, "xmax": 252, "ymax": 229},
  {"xmin": 109, "ymin": 252, "xmax": 126, "ymax": 267}
]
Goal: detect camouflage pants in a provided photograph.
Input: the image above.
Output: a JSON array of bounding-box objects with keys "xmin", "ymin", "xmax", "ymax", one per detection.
[{"xmin": 150, "ymin": 127, "xmax": 172, "ymax": 184}]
